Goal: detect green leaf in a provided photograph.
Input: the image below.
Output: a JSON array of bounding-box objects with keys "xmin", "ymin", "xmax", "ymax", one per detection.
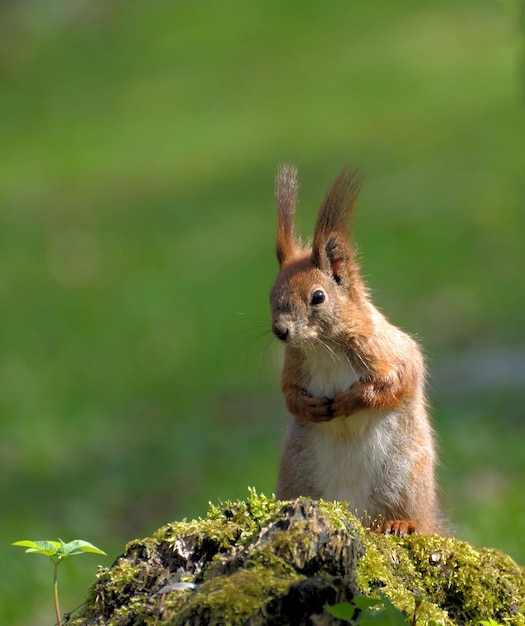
[
  {"xmin": 358, "ymin": 610, "xmax": 404, "ymax": 625},
  {"xmin": 355, "ymin": 594, "xmax": 409, "ymax": 626},
  {"xmin": 12, "ymin": 539, "xmax": 106, "ymax": 560},
  {"xmin": 325, "ymin": 601, "xmax": 355, "ymax": 620},
  {"xmin": 58, "ymin": 540, "xmax": 106, "ymax": 557},
  {"xmin": 377, "ymin": 595, "xmax": 408, "ymax": 626},
  {"xmin": 12, "ymin": 540, "xmax": 62, "ymax": 557},
  {"xmin": 353, "ymin": 596, "xmax": 385, "ymax": 611},
  {"xmin": 326, "ymin": 596, "xmax": 409, "ymax": 624}
]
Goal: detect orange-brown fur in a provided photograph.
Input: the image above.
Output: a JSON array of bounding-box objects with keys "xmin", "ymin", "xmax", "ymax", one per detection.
[{"xmin": 270, "ymin": 164, "xmax": 442, "ymax": 536}]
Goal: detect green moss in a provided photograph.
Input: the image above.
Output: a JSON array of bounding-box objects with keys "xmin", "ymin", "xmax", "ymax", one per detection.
[
  {"xmin": 356, "ymin": 531, "xmax": 454, "ymax": 625},
  {"xmin": 70, "ymin": 492, "xmax": 525, "ymax": 626},
  {"xmin": 356, "ymin": 530, "xmax": 525, "ymax": 626},
  {"xmin": 169, "ymin": 566, "xmax": 303, "ymax": 626},
  {"xmin": 405, "ymin": 535, "xmax": 525, "ymax": 625},
  {"xmin": 154, "ymin": 488, "xmax": 280, "ymax": 553},
  {"xmin": 318, "ymin": 498, "xmax": 361, "ymax": 531}
]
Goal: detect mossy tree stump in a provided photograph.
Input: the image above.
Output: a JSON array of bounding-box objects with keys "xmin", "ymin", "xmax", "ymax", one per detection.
[{"xmin": 70, "ymin": 491, "xmax": 524, "ymax": 625}]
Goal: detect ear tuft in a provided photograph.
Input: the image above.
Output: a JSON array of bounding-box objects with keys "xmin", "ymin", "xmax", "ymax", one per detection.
[
  {"xmin": 315, "ymin": 167, "xmax": 362, "ymax": 242},
  {"xmin": 275, "ymin": 164, "xmax": 300, "ymax": 265},
  {"xmin": 312, "ymin": 167, "xmax": 362, "ymax": 281}
]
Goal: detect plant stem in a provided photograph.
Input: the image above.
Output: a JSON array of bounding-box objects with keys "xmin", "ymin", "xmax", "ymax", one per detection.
[{"xmin": 53, "ymin": 561, "xmax": 62, "ymax": 626}]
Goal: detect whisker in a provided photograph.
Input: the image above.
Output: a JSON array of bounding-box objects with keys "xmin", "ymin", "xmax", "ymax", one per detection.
[
  {"xmin": 350, "ymin": 347, "xmax": 371, "ymax": 373},
  {"xmin": 259, "ymin": 332, "xmax": 281, "ymax": 370},
  {"xmin": 312, "ymin": 336, "xmax": 369, "ymax": 379},
  {"xmin": 226, "ymin": 322, "xmax": 272, "ymax": 340},
  {"xmin": 228, "ymin": 320, "xmax": 282, "ymax": 380},
  {"xmin": 313, "ymin": 337, "xmax": 346, "ymax": 367}
]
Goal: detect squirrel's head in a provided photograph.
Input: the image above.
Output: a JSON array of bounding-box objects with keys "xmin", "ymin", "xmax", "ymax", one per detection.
[{"xmin": 270, "ymin": 164, "xmax": 367, "ymax": 347}]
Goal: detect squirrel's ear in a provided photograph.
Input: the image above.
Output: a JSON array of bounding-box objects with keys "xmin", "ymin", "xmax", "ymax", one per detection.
[
  {"xmin": 312, "ymin": 167, "xmax": 362, "ymax": 284},
  {"xmin": 275, "ymin": 164, "xmax": 300, "ymax": 266}
]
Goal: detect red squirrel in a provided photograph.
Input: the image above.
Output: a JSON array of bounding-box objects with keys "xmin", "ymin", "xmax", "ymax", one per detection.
[{"xmin": 270, "ymin": 164, "xmax": 441, "ymax": 536}]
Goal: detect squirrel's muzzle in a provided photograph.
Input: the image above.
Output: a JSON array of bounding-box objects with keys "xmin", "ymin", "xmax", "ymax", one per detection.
[{"xmin": 272, "ymin": 321, "xmax": 289, "ymax": 342}]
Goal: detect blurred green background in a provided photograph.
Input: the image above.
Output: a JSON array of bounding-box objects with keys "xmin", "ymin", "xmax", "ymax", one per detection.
[{"xmin": 1, "ymin": 1, "xmax": 524, "ymax": 623}]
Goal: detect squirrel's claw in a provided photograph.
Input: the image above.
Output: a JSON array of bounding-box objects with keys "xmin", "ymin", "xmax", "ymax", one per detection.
[{"xmin": 373, "ymin": 519, "xmax": 417, "ymax": 537}]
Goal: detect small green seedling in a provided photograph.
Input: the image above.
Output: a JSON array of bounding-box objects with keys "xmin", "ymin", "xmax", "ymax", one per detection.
[{"xmin": 12, "ymin": 538, "xmax": 106, "ymax": 626}]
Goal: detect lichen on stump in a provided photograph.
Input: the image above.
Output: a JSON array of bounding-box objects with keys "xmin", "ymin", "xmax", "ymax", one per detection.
[{"xmin": 70, "ymin": 491, "xmax": 525, "ymax": 626}]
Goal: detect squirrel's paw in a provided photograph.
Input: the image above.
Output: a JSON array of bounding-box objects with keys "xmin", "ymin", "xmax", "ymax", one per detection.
[
  {"xmin": 331, "ymin": 390, "xmax": 358, "ymax": 418},
  {"xmin": 373, "ymin": 519, "xmax": 417, "ymax": 537},
  {"xmin": 296, "ymin": 392, "xmax": 334, "ymax": 423}
]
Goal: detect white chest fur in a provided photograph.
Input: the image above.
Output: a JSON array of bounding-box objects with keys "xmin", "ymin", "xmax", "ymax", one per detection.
[
  {"xmin": 303, "ymin": 344, "xmax": 360, "ymax": 398},
  {"xmin": 301, "ymin": 344, "xmax": 391, "ymax": 517},
  {"xmin": 308, "ymin": 413, "xmax": 389, "ymax": 516}
]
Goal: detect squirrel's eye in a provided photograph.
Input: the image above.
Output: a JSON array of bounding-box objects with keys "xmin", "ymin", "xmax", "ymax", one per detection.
[{"xmin": 310, "ymin": 289, "xmax": 325, "ymax": 306}]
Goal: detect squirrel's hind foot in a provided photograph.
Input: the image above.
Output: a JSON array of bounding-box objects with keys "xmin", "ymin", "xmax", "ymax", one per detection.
[{"xmin": 372, "ymin": 519, "xmax": 417, "ymax": 537}]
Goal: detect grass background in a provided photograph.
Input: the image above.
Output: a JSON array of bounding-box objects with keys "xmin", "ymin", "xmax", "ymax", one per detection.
[{"xmin": 0, "ymin": 1, "xmax": 524, "ymax": 623}]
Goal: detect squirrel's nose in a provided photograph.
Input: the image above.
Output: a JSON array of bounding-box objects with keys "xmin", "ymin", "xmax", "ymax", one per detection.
[{"xmin": 272, "ymin": 321, "xmax": 289, "ymax": 342}]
